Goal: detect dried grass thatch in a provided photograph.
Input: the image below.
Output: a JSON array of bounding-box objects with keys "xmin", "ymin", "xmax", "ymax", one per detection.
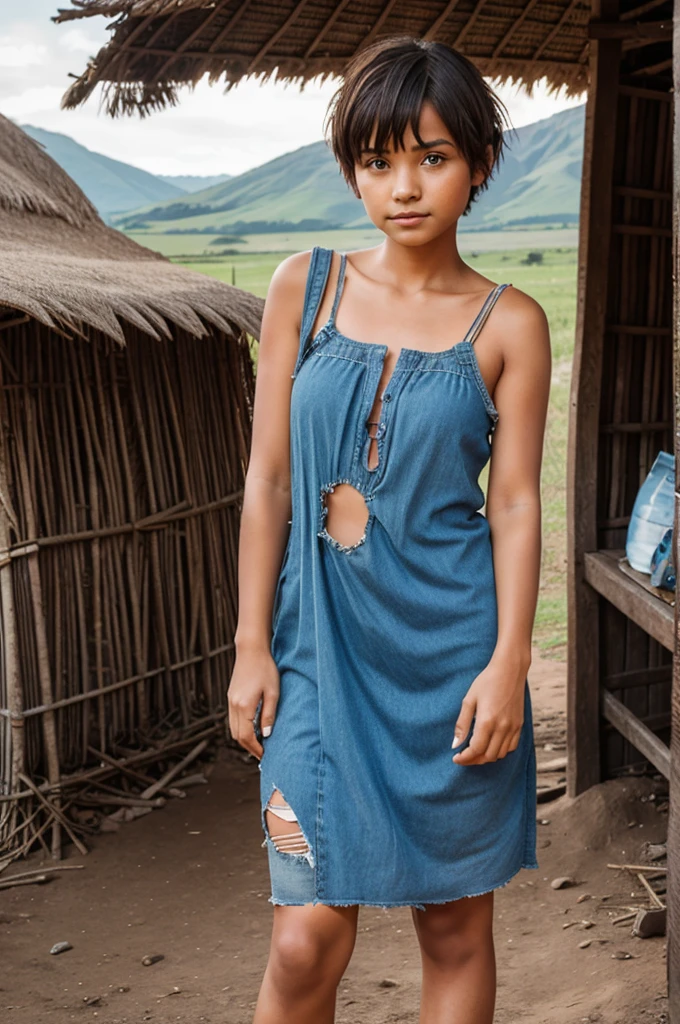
[
  {"xmin": 54, "ymin": 0, "xmax": 592, "ymax": 117},
  {"xmin": 0, "ymin": 114, "xmax": 264, "ymax": 344}
]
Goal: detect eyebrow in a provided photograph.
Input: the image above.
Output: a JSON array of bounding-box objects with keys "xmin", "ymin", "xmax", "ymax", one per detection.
[{"xmin": 361, "ymin": 138, "xmax": 455, "ymax": 155}]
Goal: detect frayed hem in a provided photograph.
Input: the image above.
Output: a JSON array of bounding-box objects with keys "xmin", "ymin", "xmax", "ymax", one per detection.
[{"xmin": 267, "ymin": 861, "xmax": 541, "ymax": 909}]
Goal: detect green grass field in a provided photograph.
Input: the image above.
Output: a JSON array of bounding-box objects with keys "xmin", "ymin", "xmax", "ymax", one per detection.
[
  {"xmin": 131, "ymin": 225, "xmax": 578, "ymax": 265},
  {"xmin": 170, "ymin": 234, "xmax": 577, "ymax": 661}
]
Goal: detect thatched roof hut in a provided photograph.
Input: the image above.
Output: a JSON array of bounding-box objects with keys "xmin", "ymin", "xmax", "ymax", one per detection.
[
  {"xmin": 52, "ymin": 1, "xmax": 680, "ymax": 1015},
  {"xmin": 0, "ymin": 113, "xmax": 261, "ymax": 342},
  {"xmin": 0, "ymin": 113, "xmax": 262, "ymax": 866},
  {"xmin": 53, "ymin": 0, "xmax": 592, "ymax": 116}
]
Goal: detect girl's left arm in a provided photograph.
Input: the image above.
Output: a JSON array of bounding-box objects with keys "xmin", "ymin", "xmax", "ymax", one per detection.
[{"xmin": 453, "ymin": 289, "xmax": 551, "ymax": 766}]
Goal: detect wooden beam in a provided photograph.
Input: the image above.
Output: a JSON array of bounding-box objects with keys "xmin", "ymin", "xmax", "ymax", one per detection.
[
  {"xmin": 207, "ymin": 0, "xmax": 255, "ymax": 54},
  {"xmin": 354, "ymin": 0, "xmax": 400, "ymax": 54},
  {"xmin": 247, "ymin": 0, "xmax": 312, "ymax": 73},
  {"xmin": 606, "ymin": 324, "xmax": 672, "ymax": 334},
  {"xmin": 451, "ymin": 0, "xmax": 490, "ymax": 49},
  {"xmin": 619, "ymin": 82, "xmax": 673, "ymax": 98},
  {"xmin": 423, "ymin": 0, "xmax": 462, "ymax": 41},
  {"xmin": 566, "ymin": 0, "xmax": 621, "ymax": 799},
  {"xmin": 611, "ymin": 223, "xmax": 673, "ymax": 235},
  {"xmin": 304, "ymin": 0, "xmax": 353, "ymax": 58},
  {"xmin": 622, "ymin": 0, "xmax": 673, "ymax": 18},
  {"xmin": 534, "ymin": 0, "xmax": 584, "ymax": 60},
  {"xmin": 600, "ymin": 420, "xmax": 673, "ymax": 431},
  {"xmin": 583, "ymin": 550, "xmax": 675, "ymax": 651},
  {"xmin": 631, "ymin": 57, "xmax": 673, "ymax": 74},
  {"xmin": 588, "ymin": 19, "xmax": 673, "ymax": 40},
  {"xmin": 614, "ymin": 185, "xmax": 673, "ymax": 198},
  {"xmin": 601, "ymin": 689, "xmax": 671, "ymax": 777},
  {"xmin": 148, "ymin": 0, "xmax": 232, "ymax": 83},
  {"xmin": 668, "ymin": 2, "xmax": 680, "ymax": 1016},
  {"xmin": 605, "ymin": 663, "xmax": 672, "ymax": 689},
  {"xmin": 491, "ymin": 0, "xmax": 542, "ymax": 58},
  {"xmin": 0, "ymin": 315, "xmax": 30, "ymax": 332}
]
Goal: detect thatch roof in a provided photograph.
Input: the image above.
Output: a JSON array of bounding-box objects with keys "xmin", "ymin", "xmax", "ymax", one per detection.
[
  {"xmin": 0, "ymin": 114, "xmax": 263, "ymax": 344},
  {"xmin": 54, "ymin": 0, "xmax": 592, "ymax": 117}
]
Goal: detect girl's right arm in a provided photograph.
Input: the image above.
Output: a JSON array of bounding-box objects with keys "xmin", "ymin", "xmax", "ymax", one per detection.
[{"xmin": 227, "ymin": 250, "xmax": 311, "ymax": 760}]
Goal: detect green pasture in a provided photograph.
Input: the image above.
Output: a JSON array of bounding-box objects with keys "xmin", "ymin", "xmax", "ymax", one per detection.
[
  {"xmin": 171, "ymin": 235, "xmax": 577, "ymax": 661},
  {"xmin": 130, "ymin": 225, "xmax": 578, "ymax": 263}
]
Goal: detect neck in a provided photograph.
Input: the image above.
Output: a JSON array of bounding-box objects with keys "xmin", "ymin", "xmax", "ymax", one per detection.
[{"xmin": 377, "ymin": 223, "xmax": 468, "ymax": 290}]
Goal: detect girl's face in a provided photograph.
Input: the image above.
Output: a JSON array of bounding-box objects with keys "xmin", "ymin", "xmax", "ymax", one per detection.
[{"xmin": 353, "ymin": 99, "xmax": 491, "ymax": 246}]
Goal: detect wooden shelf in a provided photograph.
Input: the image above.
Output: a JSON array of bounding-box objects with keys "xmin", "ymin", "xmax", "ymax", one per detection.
[{"xmin": 583, "ymin": 548, "xmax": 675, "ymax": 652}]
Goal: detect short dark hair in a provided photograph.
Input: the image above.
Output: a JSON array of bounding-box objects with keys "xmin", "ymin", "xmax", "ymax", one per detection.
[{"xmin": 324, "ymin": 36, "xmax": 510, "ymax": 216}]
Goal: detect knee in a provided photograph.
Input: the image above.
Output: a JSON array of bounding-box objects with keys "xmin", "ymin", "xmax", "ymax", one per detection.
[
  {"xmin": 415, "ymin": 896, "xmax": 493, "ymax": 967},
  {"xmin": 270, "ymin": 926, "xmax": 332, "ymax": 992}
]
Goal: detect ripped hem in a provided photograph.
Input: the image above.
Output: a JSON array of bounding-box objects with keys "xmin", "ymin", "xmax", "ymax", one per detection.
[{"xmin": 267, "ymin": 859, "xmax": 540, "ymax": 910}]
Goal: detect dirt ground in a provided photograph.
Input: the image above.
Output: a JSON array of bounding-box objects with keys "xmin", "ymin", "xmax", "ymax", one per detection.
[{"xmin": 1, "ymin": 648, "xmax": 670, "ymax": 1024}]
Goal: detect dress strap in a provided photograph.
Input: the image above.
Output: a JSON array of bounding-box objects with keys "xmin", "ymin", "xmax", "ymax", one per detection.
[
  {"xmin": 329, "ymin": 253, "xmax": 347, "ymax": 325},
  {"xmin": 464, "ymin": 283, "xmax": 512, "ymax": 346},
  {"xmin": 292, "ymin": 246, "xmax": 334, "ymax": 379}
]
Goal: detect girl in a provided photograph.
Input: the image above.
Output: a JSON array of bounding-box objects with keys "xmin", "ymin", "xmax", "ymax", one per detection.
[{"xmin": 228, "ymin": 35, "xmax": 551, "ymax": 1024}]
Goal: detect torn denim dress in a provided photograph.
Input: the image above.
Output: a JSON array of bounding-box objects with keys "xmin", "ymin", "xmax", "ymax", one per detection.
[{"xmin": 259, "ymin": 245, "xmax": 539, "ymax": 908}]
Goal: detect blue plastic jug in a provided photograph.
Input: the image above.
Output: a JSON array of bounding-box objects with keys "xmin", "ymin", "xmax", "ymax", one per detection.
[
  {"xmin": 650, "ymin": 527, "xmax": 675, "ymax": 591},
  {"xmin": 625, "ymin": 451, "xmax": 676, "ymax": 573}
]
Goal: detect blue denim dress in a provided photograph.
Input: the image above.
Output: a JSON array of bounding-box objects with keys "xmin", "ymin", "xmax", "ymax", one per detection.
[{"xmin": 260, "ymin": 246, "xmax": 539, "ymax": 909}]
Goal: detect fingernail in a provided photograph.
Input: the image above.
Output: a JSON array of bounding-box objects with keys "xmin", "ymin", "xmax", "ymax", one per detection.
[
  {"xmin": 262, "ymin": 725, "xmax": 272, "ymax": 738},
  {"xmin": 452, "ymin": 734, "xmax": 461, "ymax": 748}
]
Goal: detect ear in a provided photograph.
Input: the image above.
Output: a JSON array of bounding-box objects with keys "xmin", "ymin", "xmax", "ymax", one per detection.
[{"xmin": 471, "ymin": 144, "xmax": 494, "ymax": 187}]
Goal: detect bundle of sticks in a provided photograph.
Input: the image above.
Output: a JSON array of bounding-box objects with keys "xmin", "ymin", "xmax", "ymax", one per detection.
[{"xmin": 0, "ymin": 714, "xmax": 224, "ymax": 875}]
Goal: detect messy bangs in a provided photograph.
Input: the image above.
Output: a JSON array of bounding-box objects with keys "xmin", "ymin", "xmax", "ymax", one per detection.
[{"xmin": 324, "ymin": 36, "xmax": 510, "ymax": 214}]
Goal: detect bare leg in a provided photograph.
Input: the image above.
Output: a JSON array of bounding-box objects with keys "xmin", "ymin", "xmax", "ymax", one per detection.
[
  {"xmin": 254, "ymin": 790, "xmax": 359, "ymax": 1023},
  {"xmin": 253, "ymin": 903, "xmax": 359, "ymax": 1024},
  {"xmin": 412, "ymin": 892, "xmax": 496, "ymax": 1024}
]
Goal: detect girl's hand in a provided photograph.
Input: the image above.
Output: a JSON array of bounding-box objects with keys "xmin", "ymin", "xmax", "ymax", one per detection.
[
  {"xmin": 451, "ymin": 658, "xmax": 527, "ymax": 765},
  {"xmin": 227, "ymin": 647, "xmax": 280, "ymax": 760}
]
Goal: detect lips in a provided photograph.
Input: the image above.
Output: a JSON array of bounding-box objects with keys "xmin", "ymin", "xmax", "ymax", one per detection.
[{"xmin": 390, "ymin": 213, "xmax": 429, "ymax": 224}]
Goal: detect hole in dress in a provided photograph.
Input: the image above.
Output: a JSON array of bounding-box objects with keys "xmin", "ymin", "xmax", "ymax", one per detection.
[
  {"xmin": 265, "ymin": 790, "xmax": 310, "ymax": 856},
  {"xmin": 320, "ymin": 483, "xmax": 370, "ymax": 549}
]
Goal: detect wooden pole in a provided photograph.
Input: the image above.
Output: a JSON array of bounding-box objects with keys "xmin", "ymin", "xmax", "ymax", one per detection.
[
  {"xmin": 0, "ymin": 341, "xmax": 23, "ymax": 845},
  {"xmin": 667, "ymin": 3, "xmax": 680, "ymax": 1016},
  {"xmin": 567, "ymin": 0, "xmax": 621, "ymax": 796}
]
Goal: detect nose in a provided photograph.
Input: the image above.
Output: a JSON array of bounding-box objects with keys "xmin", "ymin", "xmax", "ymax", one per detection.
[{"xmin": 391, "ymin": 166, "xmax": 421, "ymax": 203}]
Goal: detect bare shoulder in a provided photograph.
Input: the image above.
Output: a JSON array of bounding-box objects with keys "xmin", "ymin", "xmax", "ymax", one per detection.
[
  {"xmin": 494, "ymin": 284, "xmax": 551, "ymax": 364},
  {"xmin": 264, "ymin": 250, "xmax": 313, "ymax": 324}
]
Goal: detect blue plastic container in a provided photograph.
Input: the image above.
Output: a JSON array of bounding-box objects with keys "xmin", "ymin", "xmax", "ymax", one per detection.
[
  {"xmin": 625, "ymin": 451, "xmax": 675, "ymax": 573},
  {"xmin": 650, "ymin": 527, "xmax": 675, "ymax": 591}
]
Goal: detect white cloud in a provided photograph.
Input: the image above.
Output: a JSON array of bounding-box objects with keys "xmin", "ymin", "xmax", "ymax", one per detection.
[
  {"xmin": 3, "ymin": 86, "xmax": 65, "ymax": 119},
  {"xmin": 0, "ymin": 41, "xmax": 47, "ymax": 67},
  {"xmin": 60, "ymin": 27, "xmax": 105, "ymax": 54}
]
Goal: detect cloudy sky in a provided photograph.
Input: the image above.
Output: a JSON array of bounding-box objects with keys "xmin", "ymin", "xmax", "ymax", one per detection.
[{"xmin": 3, "ymin": 1, "xmax": 587, "ymax": 178}]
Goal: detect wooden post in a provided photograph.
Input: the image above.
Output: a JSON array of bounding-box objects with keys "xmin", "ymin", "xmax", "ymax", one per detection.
[
  {"xmin": 0, "ymin": 349, "xmax": 22, "ymax": 842},
  {"xmin": 668, "ymin": 2, "xmax": 680, "ymax": 1015},
  {"xmin": 567, "ymin": 0, "xmax": 621, "ymax": 796}
]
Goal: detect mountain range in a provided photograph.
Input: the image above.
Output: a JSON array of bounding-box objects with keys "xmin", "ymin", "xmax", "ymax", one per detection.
[
  {"xmin": 114, "ymin": 104, "xmax": 585, "ymax": 235},
  {"xmin": 20, "ymin": 125, "xmax": 230, "ymax": 220},
  {"xmin": 20, "ymin": 104, "xmax": 585, "ymax": 233}
]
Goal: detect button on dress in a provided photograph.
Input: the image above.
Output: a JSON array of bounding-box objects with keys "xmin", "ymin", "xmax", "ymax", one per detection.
[{"xmin": 259, "ymin": 246, "xmax": 539, "ymax": 908}]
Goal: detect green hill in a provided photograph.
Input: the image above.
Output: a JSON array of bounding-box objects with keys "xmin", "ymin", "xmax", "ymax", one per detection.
[
  {"xmin": 21, "ymin": 124, "xmax": 188, "ymax": 221},
  {"xmin": 115, "ymin": 104, "xmax": 585, "ymax": 235},
  {"xmin": 159, "ymin": 173, "xmax": 231, "ymax": 193}
]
